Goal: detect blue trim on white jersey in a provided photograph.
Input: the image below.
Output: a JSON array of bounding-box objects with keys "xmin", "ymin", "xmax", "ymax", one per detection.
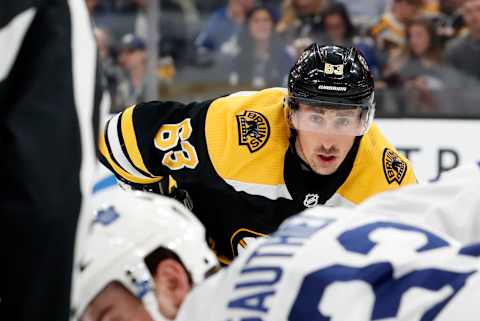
[{"xmin": 93, "ymin": 174, "xmax": 117, "ymax": 193}]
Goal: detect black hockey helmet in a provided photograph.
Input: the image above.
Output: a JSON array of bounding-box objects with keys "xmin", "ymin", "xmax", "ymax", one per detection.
[{"xmin": 286, "ymin": 44, "xmax": 375, "ymax": 136}]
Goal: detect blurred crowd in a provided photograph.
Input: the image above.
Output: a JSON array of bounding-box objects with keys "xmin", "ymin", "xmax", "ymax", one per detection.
[{"xmin": 87, "ymin": 0, "xmax": 480, "ymax": 116}]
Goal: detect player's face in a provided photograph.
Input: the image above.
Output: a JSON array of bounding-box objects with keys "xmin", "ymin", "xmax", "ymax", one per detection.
[
  {"xmin": 408, "ymin": 24, "xmax": 430, "ymax": 56},
  {"xmin": 124, "ymin": 50, "xmax": 146, "ymax": 70},
  {"xmin": 81, "ymin": 282, "xmax": 153, "ymax": 321},
  {"xmin": 393, "ymin": 0, "xmax": 420, "ymax": 22},
  {"xmin": 249, "ymin": 9, "xmax": 273, "ymax": 42},
  {"xmin": 294, "ymin": 104, "xmax": 358, "ymax": 175},
  {"xmin": 463, "ymin": 0, "xmax": 480, "ymax": 34},
  {"xmin": 324, "ymin": 14, "xmax": 347, "ymax": 42}
]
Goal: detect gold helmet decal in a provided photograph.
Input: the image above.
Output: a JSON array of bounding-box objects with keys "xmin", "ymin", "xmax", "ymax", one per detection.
[
  {"xmin": 383, "ymin": 148, "xmax": 407, "ymax": 184},
  {"xmin": 236, "ymin": 110, "xmax": 270, "ymax": 153}
]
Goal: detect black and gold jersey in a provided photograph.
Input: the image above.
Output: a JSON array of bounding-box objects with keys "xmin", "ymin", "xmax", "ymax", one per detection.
[{"xmin": 100, "ymin": 88, "xmax": 417, "ymax": 264}]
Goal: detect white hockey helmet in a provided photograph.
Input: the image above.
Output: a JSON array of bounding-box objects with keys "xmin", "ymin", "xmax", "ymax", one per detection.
[{"xmin": 72, "ymin": 190, "xmax": 218, "ymax": 321}]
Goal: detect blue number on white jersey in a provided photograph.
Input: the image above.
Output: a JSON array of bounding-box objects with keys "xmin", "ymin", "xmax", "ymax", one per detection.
[
  {"xmin": 288, "ymin": 221, "xmax": 476, "ymax": 321},
  {"xmin": 338, "ymin": 222, "xmax": 450, "ymax": 254}
]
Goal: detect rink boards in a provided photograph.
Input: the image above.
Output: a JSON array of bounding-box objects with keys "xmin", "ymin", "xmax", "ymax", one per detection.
[{"xmin": 376, "ymin": 118, "xmax": 480, "ymax": 182}]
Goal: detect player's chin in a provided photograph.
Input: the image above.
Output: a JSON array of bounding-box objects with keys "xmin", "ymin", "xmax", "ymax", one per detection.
[{"xmin": 311, "ymin": 160, "xmax": 339, "ymax": 175}]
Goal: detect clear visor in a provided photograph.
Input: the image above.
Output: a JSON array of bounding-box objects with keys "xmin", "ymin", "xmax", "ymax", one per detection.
[{"xmin": 288, "ymin": 104, "xmax": 372, "ymax": 136}]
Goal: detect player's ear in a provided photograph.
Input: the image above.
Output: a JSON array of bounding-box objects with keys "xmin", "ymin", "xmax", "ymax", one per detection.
[
  {"xmin": 153, "ymin": 258, "xmax": 191, "ymax": 319},
  {"xmin": 285, "ymin": 106, "xmax": 297, "ymax": 129}
]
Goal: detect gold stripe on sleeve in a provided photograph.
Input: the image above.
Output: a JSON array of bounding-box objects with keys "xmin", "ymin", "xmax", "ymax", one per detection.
[
  {"xmin": 99, "ymin": 129, "xmax": 161, "ymax": 184},
  {"xmin": 120, "ymin": 105, "xmax": 154, "ymax": 176}
]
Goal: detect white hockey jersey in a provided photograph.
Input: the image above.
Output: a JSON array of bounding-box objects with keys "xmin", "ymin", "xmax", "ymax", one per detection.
[{"xmin": 176, "ymin": 162, "xmax": 480, "ymax": 321}]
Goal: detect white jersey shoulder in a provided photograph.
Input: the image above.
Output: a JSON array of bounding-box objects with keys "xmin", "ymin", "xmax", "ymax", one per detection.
[
  {"xmin": 358, "ymin": 161, "xmax": 480, "ymax": 243},
  {"xmin": 177, "ymin": 162, "xmax": 480, "ymax": 321}
]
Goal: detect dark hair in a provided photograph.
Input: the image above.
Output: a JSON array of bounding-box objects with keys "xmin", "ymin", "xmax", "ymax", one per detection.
[
  {"xmin": 393, "ymin": 0, "xmax": 424, "ymax": 7},
  {"xmin": 144, "ymin": 246, "xmax": 193, "ymax": 286},
  {"xmin": 320, "ymin": 3, "xmax": 356, "ymax": 40},
  {"xmin": 241, "ymin": 5, "xmax": 278, "ymax": 45},
  {"xmin": 406, "ymin": 17, "xmax": 444, "ymax": 62},
  {"xmin": 246, "ymin": 4, "xmax": 279, "ymax": 24}
]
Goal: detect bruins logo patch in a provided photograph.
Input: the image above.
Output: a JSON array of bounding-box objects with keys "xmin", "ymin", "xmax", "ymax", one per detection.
[
  {"xmin": 383, "ymin": 148, "xmax": 407, "ymax": 184},
  {"xmin": 236, "ymin": 110, "xmax": 270, "ymax": 152}
]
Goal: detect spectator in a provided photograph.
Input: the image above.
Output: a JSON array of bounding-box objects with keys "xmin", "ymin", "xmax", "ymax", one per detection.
[
  {"xmin": 133, "ymin": 0, "xmax": 190, "ymax": 66},
  {"xmin": 433, "ymin": 0, "xmax": 467, "ymax": 38},
  {"xmin": 444, "ymin": 0, "xmax": 480, "ymax": 81},
  {"xmin": 319, "ymin": 2, "xmax": 356, "ymax": 46},
  {"xmin": 276, "ymin": 0, "xmax": 330, "ymax": 48},
  {"xmin": 396, "ymin": 18, "xmax": 450, "ymax": 112},
  {"xmin": 225, "ymin": 5, "xmax": 293, "ymax": 89},
  {"xmin": 194, "ymin": 0, "xmax": 256, "ymax": 63},
  {"xmin": 385, "ymin": 17, "xmax": 474, "ymax": 114},
  {"xmin": 370, "ymin": 0, "xmax": 424, "ymax": 54},
  {"xmin": 94, "ymin": 27, "xmax": 123, "ymax": 111},
  {"xmin": 318, "ymin": 3, "xmax": 381, "ymax": 76},
  {"xmin": 115, "ymin": 34, "xmax": 148, "ymax": 111},
  {"xmin": 335, "ymin": 0, "xmax": 388, "ymax": 27}
]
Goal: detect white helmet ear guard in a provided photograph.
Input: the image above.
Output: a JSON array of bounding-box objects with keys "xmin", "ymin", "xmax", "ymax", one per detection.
[{"xmin": 71, "ymin": 189, "xmax": 218, "ymax": 320}]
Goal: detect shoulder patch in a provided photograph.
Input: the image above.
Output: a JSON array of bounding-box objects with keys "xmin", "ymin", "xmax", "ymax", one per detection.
[
  {"xmin": 236, "ymin": 110, "xmax": 270, "ymax": 153},
  {"xmin": 383, "ymin": 148, "xmax": 407, "ymax": 184}
]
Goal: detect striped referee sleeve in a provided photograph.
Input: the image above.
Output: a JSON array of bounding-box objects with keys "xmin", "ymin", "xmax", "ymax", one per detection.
[
  {"xmin": 1, "ymin": 0, "xmax": 105, "ymax": 320},
  {"xmin": 0, "ymin": 7, "xmax": 36, "ymax": 81}
]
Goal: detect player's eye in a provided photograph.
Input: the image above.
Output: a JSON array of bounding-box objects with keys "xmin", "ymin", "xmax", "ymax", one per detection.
[
  {"xmin": 308, "ymin": 114, "xmax": 324, "ymax": 125},
  {"xmin": 335, "ymin": 117, "xmax": 352, "ymax": 127}
]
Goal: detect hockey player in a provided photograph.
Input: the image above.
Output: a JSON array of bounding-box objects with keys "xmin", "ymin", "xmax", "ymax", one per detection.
[
  {"xmin": 71, "ymin": 189, "xmax": 218, "ymax": 321},
  {"xmin": 176, "ymin": 161, "xmax": 480, "ymax": 321},
  {"xmin": 99, "ymin": 44, "xmax": 417, "ymax": 264}
]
